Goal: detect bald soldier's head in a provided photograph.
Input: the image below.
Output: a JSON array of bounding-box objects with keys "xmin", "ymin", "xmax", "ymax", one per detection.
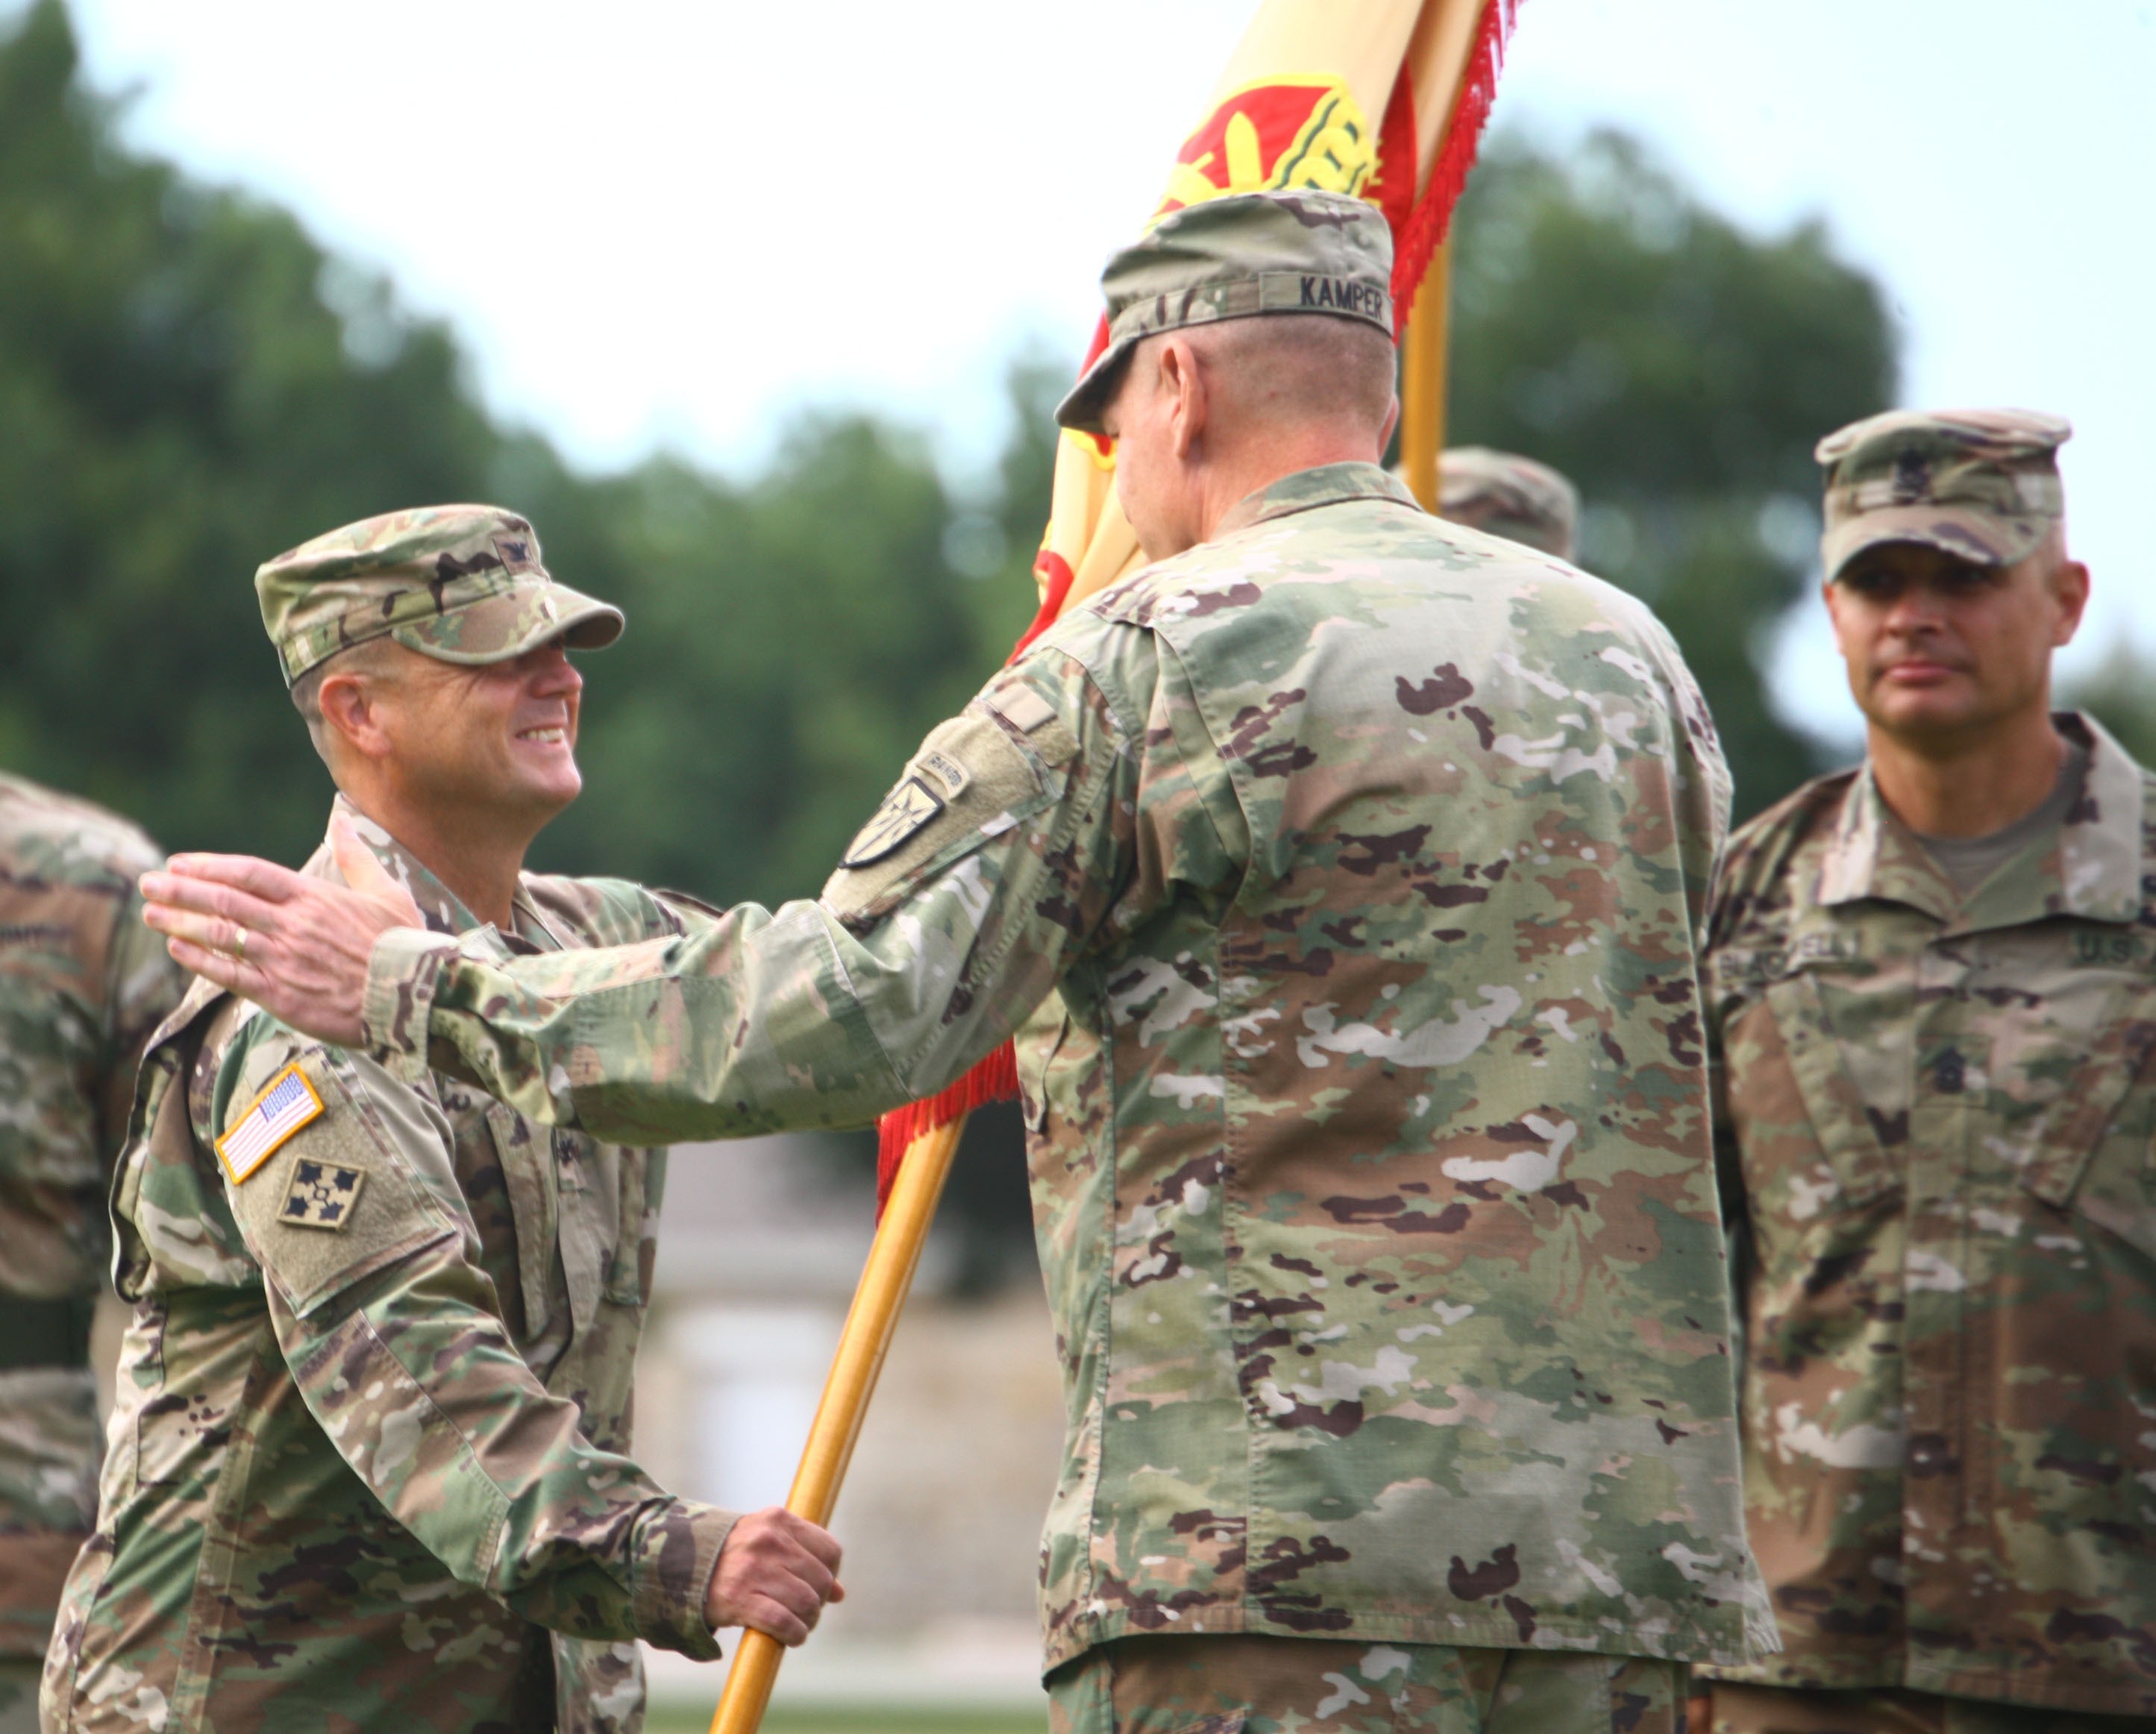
[{"xmin": 1059, "ymin": 191, "xmax": 1402, "ymax": 562}]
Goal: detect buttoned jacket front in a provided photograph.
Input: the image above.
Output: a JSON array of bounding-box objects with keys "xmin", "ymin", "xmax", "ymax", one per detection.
[{"xmin": 1704, "ymin": 714, "xmax": 2156, "ymax": 1716}]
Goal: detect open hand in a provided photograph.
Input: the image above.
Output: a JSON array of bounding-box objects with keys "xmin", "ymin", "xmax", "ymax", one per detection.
[
  {"xmin": 706, "ymin": 1508, "xmax": 845, "ymax": 1647},
  {"xmin": 140, "ymin": 813, "xmax": 424, "ymax": 1046}
]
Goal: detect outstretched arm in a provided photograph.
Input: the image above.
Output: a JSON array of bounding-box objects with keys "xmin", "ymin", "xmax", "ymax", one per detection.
[{"xmin": 143, "ymin": 635, "xmax": 1224, "ymax": 1146}]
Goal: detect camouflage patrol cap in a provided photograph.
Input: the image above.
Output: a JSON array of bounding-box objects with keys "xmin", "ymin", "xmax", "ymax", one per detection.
[
  {"xmin": 1055, "ymin": 189, "xmax": 1395, "ymax": 436},
  {"xmin": 256, "ymin": 504, "xmax": 623, "ymax": 685},
  {"xmin": 1815, "ymin": 407, "xmax": 2071, "ymax": 582},
  {"xmin": 1440, "ymin": 447, "xmax": 1579, "ymax": 560}
]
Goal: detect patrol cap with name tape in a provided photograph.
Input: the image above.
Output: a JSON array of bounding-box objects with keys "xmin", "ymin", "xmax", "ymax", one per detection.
[
  {"xmin": 1055, "ymin": 188, "xmax": 1396, "ymax": 436},
  {"xmin": 1815, "ymin": 407, "xmax": 2071, "ymax": 582},
  {"xmin": 256, "ymin": 503, "xmax": 624, "ymax": 685},
  {"xmin": 1439, "ymin": 446, "xmax": 1579, "ymax": 561}
]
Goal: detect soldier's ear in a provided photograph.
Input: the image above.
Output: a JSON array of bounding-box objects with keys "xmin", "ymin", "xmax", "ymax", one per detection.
[
  {"xmin": 1163, "ymin": 337, "xmax": 1208, "ymax": 459},
  {"xmin": 2049, "ymin": 559, "xmax": 2090, "ymax": 647},
  {"xmin": 316, "ymin": 669, "xmax": 396, "ymax": 764}
]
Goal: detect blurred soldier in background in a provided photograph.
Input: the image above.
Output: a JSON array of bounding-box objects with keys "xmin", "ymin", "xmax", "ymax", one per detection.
[
  {"xmin": 0, "ymin": 776, "xmax": 182, "ymax": 1734},
  {"xmin": 1699, "ymin": 409, "xmax": 2156, "ymax": 1733},
  {"xmin": 44, "ymin": 510, "xmax": 839, "ymax": 1734},
  {"xmin": 1439, "ymin": 445, "xmax": 1579, "ymax": 560},
  {"xmin": 142, "ymin": 190, "xmax": 1771, "ymax": 1733}
]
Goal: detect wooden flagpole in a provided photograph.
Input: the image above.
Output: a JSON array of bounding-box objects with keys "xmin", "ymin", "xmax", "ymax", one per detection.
[
  {"xmin": 1398, "ymin": 236, "xmax": 1453, "ymax": 514},
  {"xmin": 706, "ymin": 1118, "xmax": 966, "ymax": 1734}
]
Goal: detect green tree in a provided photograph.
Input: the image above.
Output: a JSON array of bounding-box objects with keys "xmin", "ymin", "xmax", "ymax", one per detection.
[
  {"xmin": 0, "ymin": 0, "xmax": 1004, "ymax": 905},
  {"xmin": 1447, "ymin": 131, "xmax": 1900, "ymax": 816}
]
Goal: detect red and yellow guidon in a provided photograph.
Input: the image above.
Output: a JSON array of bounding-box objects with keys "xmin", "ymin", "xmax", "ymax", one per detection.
[{"xmin": 1154, "ymin": 75, "xmax": 1377, "ymax": 221}]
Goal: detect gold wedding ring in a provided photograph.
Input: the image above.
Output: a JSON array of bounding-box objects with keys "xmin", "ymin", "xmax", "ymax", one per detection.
[{"xmin": 233, "ymin": 926, "xmax": 246, "ymax": 960}]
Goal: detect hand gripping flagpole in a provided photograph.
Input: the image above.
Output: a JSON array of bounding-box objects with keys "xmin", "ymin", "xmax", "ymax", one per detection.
[{"xmin": 707, "ymin": 1116, "xmax": 966, "ymax": 1734}]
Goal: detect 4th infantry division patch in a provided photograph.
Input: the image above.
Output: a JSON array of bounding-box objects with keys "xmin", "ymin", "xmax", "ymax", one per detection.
[{"xmin": 281, "ymin": 1159, "xmax": 366, "ymax": 1231}]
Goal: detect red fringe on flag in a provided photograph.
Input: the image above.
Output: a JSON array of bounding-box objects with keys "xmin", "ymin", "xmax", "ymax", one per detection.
[
  {"xmin": 871, "ymin": 521, "xmax": 1091, "ymax": 1212},
  {"xmin": 1390, "ymin": 0, "xmax": 1518, "ymax": 329},
  {"xmin": 876, "ymin": 1039, "xmax": 1019, "ymax": 1213}
]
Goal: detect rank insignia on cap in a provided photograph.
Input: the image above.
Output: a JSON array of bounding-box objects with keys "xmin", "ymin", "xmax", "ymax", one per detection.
[
  {"xmin": 842, "ymin": 776, "xmax": 944, "ymax": 867},
  {"xmin": 215, "ymin": 1064, "xmax": 326, "ymax": 1184},
  {"xmin": 281, "ymin": 1158, "xmax": 367, "ymax": 1232},
  {"xmin": 491, "ymin": 532, "xmax": 541, "ymax": 574}
]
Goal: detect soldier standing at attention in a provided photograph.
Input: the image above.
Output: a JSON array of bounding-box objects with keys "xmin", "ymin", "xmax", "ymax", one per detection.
[
  {"xmin": 1693, "ymin": 410, "xmax": 2156, "ymax": 1733},
  {"xmin": 142, "ymin": 192, "xmax": 1773, "ymax": 1734},
  {"xmin": 1438, "ymin": 447, "xmax": 1580, "ymax": 561},
  {"xmin": 0, "ymin": 778, "xmax": 183, "ymax": 1734},
  {"xmin": 45, "ymin": 509, "xmax": 841, "ymax": 1734}
]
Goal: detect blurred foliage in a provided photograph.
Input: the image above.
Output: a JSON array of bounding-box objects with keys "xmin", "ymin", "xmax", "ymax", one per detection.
[
  {"xmin": 0, "ymin": 0, "xmax": 1037, "ymax": 901},
  {"xmin": 0, "ymin": 3, "xmax": 1913, "ymax": 1284},
  {"xmin": 1447, "ymin": 130, "xmax": 1899, "ymax": 815},
  {"xmin": 2063, "ymin": 644, "xmax": 2156, "ymax": 769}
]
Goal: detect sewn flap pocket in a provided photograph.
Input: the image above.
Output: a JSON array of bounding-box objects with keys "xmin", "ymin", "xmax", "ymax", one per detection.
[
  {"xmin": 486, "ymin": 1103, "xmax": 558, "ymax": 1338},
  {"xmin": 1756, "ymin": 973, "xmax": 1905, "ymax": 1208},
  {"xmin": 2010, "ymin": 979, "xmax": 2156, "ymax": 1214}
]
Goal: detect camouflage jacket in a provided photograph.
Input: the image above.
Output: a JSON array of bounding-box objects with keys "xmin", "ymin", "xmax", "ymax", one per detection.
[
  {"xmin": 0, "ymin": 772, "xmax": 181, "ymax": 1662},
  {"xmin": 46, "ymin": 801, "xmax": 736, "ymax": 1734},
  {"xmin": 360, "ymin": 462, "xmax": 1775, "ymax": 1671},
  {"xmin": 1702, "ymin": 713, "xmax": 2156, "ymax": 1716}
]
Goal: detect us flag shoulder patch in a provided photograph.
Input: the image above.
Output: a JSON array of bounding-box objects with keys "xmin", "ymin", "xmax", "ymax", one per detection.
[{"xmin": 215, "ymin": 1063, "xmax": 325, "ymax": 1184}]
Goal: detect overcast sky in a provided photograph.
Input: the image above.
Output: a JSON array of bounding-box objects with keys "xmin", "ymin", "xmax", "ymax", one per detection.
[{"xmin": 46, "ymin": 0, "xmax": 2156, "ymax": 749}]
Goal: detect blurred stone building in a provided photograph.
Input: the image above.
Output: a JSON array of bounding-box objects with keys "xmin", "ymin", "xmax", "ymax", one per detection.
[{"xmin": 633, "ymin": 1127, "xmax": 1062, "ymax": 1709}]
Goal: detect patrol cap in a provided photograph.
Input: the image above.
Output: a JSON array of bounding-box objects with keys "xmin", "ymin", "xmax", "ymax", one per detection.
[
  {"xmin": 1440, "ymin": 447, "xmax": 1579, "ymax": 560},
  {"xmin": 1815, "ymin": 407, "xmax": 2071, "ymax": 582},
  {"xmin": 1055, "ymin": 189, "xmax": 1396, "ymax": 436},
  {"xmin": 256, "ymin": 504, "xmax": 623, "ymax": 685}
]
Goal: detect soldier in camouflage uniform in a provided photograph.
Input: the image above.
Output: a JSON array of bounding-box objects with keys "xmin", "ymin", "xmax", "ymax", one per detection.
[
  {"xmin": 142, "ymin": 193, "xmax": 1773, "ymax": 1732},
  {"xmin": 46, "ymin": 507, "xmax": 841, "ymax": 1734},
  {"xmin": 0, "ymin": 778, "xmax": 183, "ymax": 1734},
  {"xmin": 1696, "ymin": 410, "xmax": 2156, "ymax": 1733},
  {"xmin": 1438, "ymin": 447, "xmax": 1579, "ymax": 560}
]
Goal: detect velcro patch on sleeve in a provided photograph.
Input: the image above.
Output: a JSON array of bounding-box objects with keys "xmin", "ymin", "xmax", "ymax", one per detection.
[
  {"xmin": 842, "ymin": 776, "xmax": 947, "ymax": 867},
  {"xmin": 823, "ymin": 708, "xmax": 1050, "ymax": 922},
  {"xmin": 280, "ymin": 1158, "xmax": 368, "ymax": 1231},
  {"xmin": 215, "ymin": 1063, "xmax": 325, "ymax": 1184},
  {"xmin": 225, "ymin": 1049, "xmax": 463, "ymax": 1318}
]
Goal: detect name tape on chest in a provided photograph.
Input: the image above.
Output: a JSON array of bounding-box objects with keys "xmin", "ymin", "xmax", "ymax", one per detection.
[
  {"xmin": 281, "ymin": 1157, "xmax": 367, "ymax": 1232},
  {"xmin": 215, "ymin": 1063, "xmax": 326, "ymax": 1184}
]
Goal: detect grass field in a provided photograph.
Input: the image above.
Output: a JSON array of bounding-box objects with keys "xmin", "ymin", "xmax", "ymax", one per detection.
[{"xmin": 649, "ymin": 1708, "xmax": 1044, "ymax": 1734}]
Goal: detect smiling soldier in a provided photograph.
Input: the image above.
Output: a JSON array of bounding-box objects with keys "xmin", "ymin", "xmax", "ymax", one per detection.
[
  {"xmin": 43, "ymin": 507, "xmax": 842, "ymax": 1734},
  {"xmin": 1696, "ymin": 411, "xmax": 2156, "ymax": 1733}
]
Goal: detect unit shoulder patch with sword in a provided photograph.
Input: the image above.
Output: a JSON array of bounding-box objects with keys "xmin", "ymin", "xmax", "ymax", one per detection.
[
  {"xmin": 842, "ymin": 776, "xmax": 945, "ymax": 867},
  {"xmin": 216, "ymin": 1063, "xmax": 326, "ymax": 1184}
]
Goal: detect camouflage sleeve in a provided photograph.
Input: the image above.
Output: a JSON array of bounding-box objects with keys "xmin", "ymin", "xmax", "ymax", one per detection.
[
  {"xmin": 95, "ymin": 883, "xmax": 187, "ymax": 1163},
  {"xmin": 210, "ymin": 1020, "xmax": 737, "ymax": 1656},
  {"xmin": 360, "ymin": 620, "xmax": 1238, "ymax": 1143}
]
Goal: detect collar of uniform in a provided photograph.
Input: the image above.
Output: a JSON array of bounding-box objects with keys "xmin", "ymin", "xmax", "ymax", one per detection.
[
  {"xmin": 2036, "ymin": 711, "xmax": 2143, "ymax": 925},
  {"xmin": 1817, "ymin": 711, "xmax": 2144, "ymax": 929},
  {"xmin": 1213, "ymin": 462, "xmax": 1417, "ymax": 537},
  {"xmin": 308, "ymin": 794, "xmax": 566, "ymax": 953},
  {"xmin": 1816, "ymin": 767, "xmax": 1954, "ymax": 921}
]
